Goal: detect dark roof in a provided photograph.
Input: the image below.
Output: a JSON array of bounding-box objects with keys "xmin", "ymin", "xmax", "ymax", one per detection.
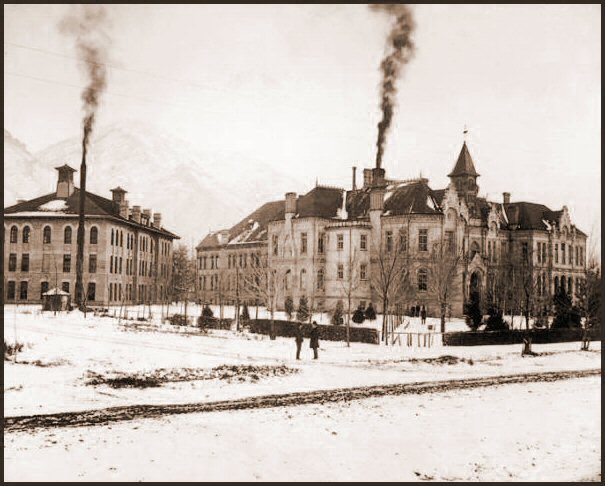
[
  {"xmin": 4, "ymin": 189, "xmax": 179, "ymax": 239},
  {"xmin": 503, "ymin": 202, "xmax": 564, "ymax": 232},
  {"xmin": 448, "ymin": 142, "xmax": 479, "ymax": 177},
  {"xmin": 294, "ymin": 186, "xmax": 344, "ymax": 220}
]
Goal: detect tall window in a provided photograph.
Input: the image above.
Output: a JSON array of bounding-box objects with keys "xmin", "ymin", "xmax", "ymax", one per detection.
[
  {"xmin": 385, "ymin": 231, "xmax": 393, "ymax": 253},
  {"xmin": 360, "ymin": 234, "xmax": 367, "ymax": 251},
  {"xmin": 537, "ymin": 275, "xmax": 542, "ymax": 296},
  {"xmin": 22, "ymin": 226, "xmax": 30, "ymax": 244},
  {"xmin": 300, "ymin": 269, "xmax": 306, "ymax": 289},
  {"xmin": 399, "ymin": 233, "xmax": 408, "ymax": 253},
  {"xmin": 9, "ymin": 253, "xmax": 17, "ymax": 272},
  {"xmin": 10, "ymin": 226, "xmax": 18, "ymax": 243},
  {"xmin": 522, "ymin": 242, "xmax": 528, "ymax": 260},
  {"xmin": 64, "ymin": 226, "xmax": 72, "ymax": 244},
  {"xmin": 418, "ymin": 229, "xmax": 428, "ymax": 252},
  {"xmin": 337, "ymin": 234, "xmax": 344, "ymax": 251},
  {"xmin": 317, "ymin": 269, "xmax": 324, "ymax": 289},
  {"xmin": 7, "ymin": 281, "xmax": 16, "ymax": 300},
  {"xmin": 89, "ymin": 255, "xmax": 97, "ymax": 273},
  {"xmin": 418, "ymin": 269, "xmax": 428, "ymax": 291},
  {"xmin": 111, "ymin": 228, "xmax": 114, "ymax": 246},
  {"xmin": 555, "ymin": 244, "xmax": 559, "ymax": 264},
  {"xmin": 40, "ymin": 281, "xmax": 49, "ymax": 299},
  {"xmin": 61, "ymin": 281, "xmax": 70, "ymax": 294},
  {"xmin": 337, "ymin": 263, "xmax": 344, "ymax": 280},
  {"xmin": 90, "ymin": 227, "xmax": 98, "ymax": 245},
  {"xmin": 120, "ymin": 231, "xmax": 123, "ymax": 247},
  {"xmin": 43, "ymin": 226, "xmax": 52, "ymax": 244},
  {"xmin": 360, "ymin": 263, "xmax": 367, "ymax": 280},
  {"xmin": 272, "ymin": 234, "xmax": 279, "ymax": 256},
  {"xmin": 561, "ymin": 243, "xmax": 566, "ymax": 265},
  {"xmin": 63, "ymin": 254, "xmax": 71, "ymax": 273},
  {"xmin": 21, "ymin": 254, "xmax": 30, "ymax": 272},
  {"xmin": 446, "ymin": 231, "xmax": 455, "ymax": 254},
  {"xmin": 318, "ymin": 233, "xmax": 325, "ymax": 254},
  {"xmin": 301, "ymin": 233, "xmax": 307, "ymax": 255},
  {"xmin": 87, "ymin": 283, "xmax": 96, "ymax": 302},
  {"xmin": 568, "ymin": 245, "xmax": 572, "ymax": 265},
  {"xmin": 19, "ymin": 281, "xmax": 28, "ymax": 300}
]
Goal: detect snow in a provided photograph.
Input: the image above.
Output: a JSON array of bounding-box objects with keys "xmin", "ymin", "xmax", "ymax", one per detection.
[
  {"xmin": 336, "ymin": 189, "xmax": 348, "ymax": 220},
  {"xmin": 227, "ymin": 220, "xmax": 259, "ymax": 244},
  {"xmin": 5, "ymin": 212, "xmax": 74, "ymax": 217},
  {"xmin": 3, "ymin": 376, "xmax": 600, "ymax": 482},
  {"xmin": 426, "ymin": 195, "xmax": 436, "ymax": 210},
  {"xmin": 38, "ymin": 199, "xmax": 69, "ymax": 211},
  {"xmin": 3, "ymin": 305, "xmax": 600, "ymax": 418}
]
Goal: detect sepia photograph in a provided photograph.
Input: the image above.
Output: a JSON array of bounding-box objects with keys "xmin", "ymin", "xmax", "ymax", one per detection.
[{"xmin": 3, "ymin": 3, "xmax": 601, "ymax": 482}]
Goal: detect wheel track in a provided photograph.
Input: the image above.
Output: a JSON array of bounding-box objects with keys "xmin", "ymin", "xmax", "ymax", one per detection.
[{"xmin": 4, "ymin": 368, "xmax": 600, "ymax": 433}]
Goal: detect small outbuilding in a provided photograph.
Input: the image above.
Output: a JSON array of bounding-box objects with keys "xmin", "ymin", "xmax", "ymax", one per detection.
[{"xmin": 42, "ymin": 288, "xmax": 71, "ymax": 312}]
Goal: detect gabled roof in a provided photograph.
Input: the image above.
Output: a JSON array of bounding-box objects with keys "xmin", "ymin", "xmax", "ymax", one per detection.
[
  {"xmin": 4, "ymin": 189, "xmax": 179, "ymax": 239},
  {"xmin": 293, "ymin": 186, "xmax": 344, "ymax": 220},
  {"xmin": 448, "ymin": 142, "xmax": 479, "ymax": 177},
  {"xmin": 503, "ymin": 202, "xmax": 563, "ymax": 232}
]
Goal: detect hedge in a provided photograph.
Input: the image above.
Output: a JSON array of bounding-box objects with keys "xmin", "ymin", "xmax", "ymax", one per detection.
[
  {"xmin": 198, "ymin": 316, "xmax": 233, "ymax": 330},
  {"xmin": 249, "ymin": 319, "xmax": 379, "ymax": 345},
  {"xmin": 443, "ymin": 328, "xmax": 602, "ymax": 347}
]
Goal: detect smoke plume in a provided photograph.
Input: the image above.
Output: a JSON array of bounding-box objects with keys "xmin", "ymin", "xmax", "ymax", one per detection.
[
  {"xmin": 370, "ymin": 4, "xmax": 416, "ymax": 169},
  {"xmin": 60, "ymin": 5, "xmax": 110, "ymax": 154}
]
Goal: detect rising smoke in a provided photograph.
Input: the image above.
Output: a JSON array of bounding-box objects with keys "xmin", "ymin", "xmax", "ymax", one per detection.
[
  {"xmin": 60, "ymin": 4, "xmax": 110, "ymax": 155},
  {"xmin": 370, "ymin": 4, "xmax": 416, "ymax": 169}
]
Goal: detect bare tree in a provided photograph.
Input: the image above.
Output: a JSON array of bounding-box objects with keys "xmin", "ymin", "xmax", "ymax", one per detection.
[
  {"xmin": 575, "ymin": 234, "xmax": 601, "ymax": 351},
  {"xmin": 171, "ymin": 244, "xmax": 195, "ymax": 321},
  {"xmin": 340, "ymin": 227, "xmax": 363, "ymax": 346}
]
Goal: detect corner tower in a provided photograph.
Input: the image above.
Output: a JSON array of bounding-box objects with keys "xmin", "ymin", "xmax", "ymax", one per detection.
[{"xmin": 448, "ymin": 141, "xmax": 479, "ymax": 208}]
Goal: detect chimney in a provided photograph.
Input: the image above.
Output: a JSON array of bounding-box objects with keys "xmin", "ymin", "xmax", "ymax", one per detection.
[
  {"xmin": 119, "ymin": 199, "xmax": 129, "ymax": 219},
  {"xmin": 55, "ymin": 164, "xmax": 76, "ymax": 198},
  {"xmin": 352, "ymin": 166, "xmax": 357, "ymax": 191},
  {"xmin": 371, "ymin": 167, "xmax": 386, "ymax": 187},
  {"xmin": 132, "ymin": 205, "xmax": 141, "ymax": 224},
  {"xmin": 285, "ymin": 192, "xmax": 297, "ymax": 215},
  {"xmin": 153, "ymin": 212, "xmax": 162, "ymax": 228},
  {"xmin": 363, "ymin": 168, "xmax": 373, "ymax": 188},
  {"xmin": 370, "ymin": 188, "xmax": 385, "ymax": 212},
  {"xmin": 143, "ymin": 209, "xmax": 152, "ymax": 226},
  {"xmin": 503, "ymin": 192, "xmax": 511, "ymax": 205}
]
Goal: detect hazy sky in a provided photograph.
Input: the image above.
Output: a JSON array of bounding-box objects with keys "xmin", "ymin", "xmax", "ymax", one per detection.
[{"xmin": 4, "ymin": 4, "xmax": 601, "ymax": 246}]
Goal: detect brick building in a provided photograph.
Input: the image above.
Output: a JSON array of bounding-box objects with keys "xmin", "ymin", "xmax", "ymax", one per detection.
[
  {"xmin": 3, "ymin": 164, "xmax": 179, "ymax": 305},
  {"xmin": 197, "ymin": 141, "xmax": 587, "ymax": 318}
]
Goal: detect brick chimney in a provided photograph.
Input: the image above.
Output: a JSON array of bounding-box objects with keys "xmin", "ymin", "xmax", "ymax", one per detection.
[
  {"xmin": 363, "ymin": 168, "xmax": 373, "ymax": 188},
  {"xmin": 55, "ymin": 164, "xmax": 76, "ymax": 198},
  {"xmin": 285, "ymin": 192, "xmax": 297, "ymax": 216},
  {"xmin": 132, "ymin": 205, "xmax": 141, "ymax": 224},
  {"xmin": 352, "ymin": 166, "xmax": 357, "ymax": 191},
  {"xmin": 143, "ymin": 209, "xmax": 152, "ymax": 226},
  {"xmin": 111, "ymin": 187, "xmax": 129, "ymax": 219},
  {"xmin": 503, "ymin": 192, "xmax": 511, "ymax": 205},
  {"xmin": 153, "ymin": 213, "xmax": 162, "ymax": 228}
]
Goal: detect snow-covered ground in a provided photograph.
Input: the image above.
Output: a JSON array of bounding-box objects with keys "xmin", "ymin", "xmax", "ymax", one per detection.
[
  {"xmin": 4, "ymin": 306, "xmax": 601, "ymax": 417},
  {"xmin": 3, "ymin": 376, "xmax": 600, "ymax": 482}
]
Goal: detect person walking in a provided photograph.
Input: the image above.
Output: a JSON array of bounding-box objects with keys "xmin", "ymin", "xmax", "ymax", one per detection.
[
  {"xmin": 420, "ymin": 306, "xmax": 427, "ymax": 325},
  {"xmin": 310, "ymin": 321, "xmax": 320, "ymax": 360},
  {"xmin": 295, "ymin": 322, "xmax": 304, "ymax": 360}
]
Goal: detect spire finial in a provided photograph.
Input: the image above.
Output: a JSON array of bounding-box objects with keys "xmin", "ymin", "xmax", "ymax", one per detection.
[{"xmin": 463, "ymin": 124, "xmax": 468, "ymax": 142}]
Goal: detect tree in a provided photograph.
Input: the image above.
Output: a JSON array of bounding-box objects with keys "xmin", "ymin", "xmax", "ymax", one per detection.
[
  {"xmin": 352, "ymin": 304, "xmax": 365, "ymax": 324},
  {"xmin": 171, "ymin": 245, "xmax": 195, "ymax": 320},
  {"xmin": 284, "ymin": 296, "xmax": 294, "ymax": 320},
  {"xmin": 364, "ymin": 303, "xmax": 377, "ymax": 320},
  {"xmin": 332, "ymin": 299, "xmax": 344, "ymax": 325},
  {"xmin": 240, "ymin": 302, "xmax": 250, "ymax": 323},
  {"xmin": 296, "ymin": 296, "xmax": 310, "ymax": 322},
  {"xmin": 340, "ymin": 226, "xmax": 364, "ymax": 346},
  {"xmin": 575, "ymin": 235, "xmax": 601, "ymax": 350}
]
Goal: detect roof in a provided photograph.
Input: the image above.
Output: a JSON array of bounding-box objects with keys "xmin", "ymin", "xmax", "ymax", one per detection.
[
  {"xmin": 502, "ymin": 202, "xmax": 575, "ymax": 232},
  {"xmin": 291, "ymin": 186, "xmax": 344, "ymax": 220},
  {"xmin": 448, "ymin": 142, "xmax": 479, "ymax": 177},
  {"xmin": 4, "ymin": 189, "xmax": 179, "ymax": 239},
  {"xmin": 43, "ymin": 288, "xmax": 70, "ymax": 296}
]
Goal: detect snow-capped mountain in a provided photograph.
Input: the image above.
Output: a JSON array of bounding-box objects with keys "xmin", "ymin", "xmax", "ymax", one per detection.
[{"xmin": 5, "ymin": 122, "xmax": 298, "ymax": 246}]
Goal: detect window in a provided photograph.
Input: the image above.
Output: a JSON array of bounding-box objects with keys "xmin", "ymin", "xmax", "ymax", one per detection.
[
  {"xmin": 301, "ymin": 233, "xmax": 307, "ymax": 254},
  {"xmin": 284, "ymin": 270, "xmax": 291, "ymax": 290},
  {"xmin": 22, "ymin": 226, "xmax": 30, "ymax": 244},
  {"xmin": 542, "ymin": 242, "xmax": 547, "ymax": 263},
  {"xmin": 64, "ymin": 226, "xmax": 72, "ymax": 244},
  {"xmin": 561, "ymin": 243, "xmax": 566, "ymax": 265},
  {"xmin": 445, "ymin": 231, "xmax": 455, "ymax": 254},
  {"xmin": 300, "ymin": 269, "xmax": 306, "ymax": 289},
  {"xmin": 40, "ymin": 281, "xmax": 49, "ymax": 299},
  {"xmin": 360, "ymin": 263, "xmax": 367, "ymax": 280},
  {"xmin": 337, "ymin": 234, "xmax": 344, "ymax": 251},
  {"xmin": 87, "ymin": 282, "xmax": 96, "ymax": 302},
  {"xmin": 43, "ymin": 226, "xmax": 52, "ymax": 244},
  {"xmin": 7, "ymin": 281, "xmax": 16, "ymax": 300},
  {"xmin": 89, "ymin": 255, "xmax": 97, "ymax": 273},
  {"xmin": 10, "ymin": 226, "xmax": 18, "ymax": 243},
  {"xmin": 360, "ymin": 234, "xmax": 367, "ymax": 251},
  {"xmin": 272, "ymin": 235, "xmax": 279, "ymax": 256},
  {"xmin": 568, "ymin": 245, "xmax": 572, "ymax": 265},
  {"xmin": 317, "ymin": 269, "xmax": 324, "ymax": 289},
  {"xmin": 337, "ymin": 263, "xmax": 344, "ymax": 280},
  {"xmin": 120, "ymin": 231, "xmax": 123, "ymax": 247},
  {"xmin": 537, "ymin": 275, "xmax": 542, "ymax": 296},
  {"xmin": 119, "ymin": 257, "xmax": 123, "ymax": 274},
  {"xmin": 555, "ymin": 244, "xmax": 559, "ymax": 264},
  {"xmin": 385, "ymin": 231, "xmax": 393, "ymax": 253},
  {"xmin": 42, "ymin": 254, "xmax": 50, "ymax": 273},
  {"xmin": 9, "ymin": 253, "xmax": 17, "ymax": 272},
  {"xmin": 418, "ymin": 229, "xmax": 428, "ymax": 252},
  {"xmin": 110, "ymin": 256, "xmax": 114, "ymax": 274},
  {"xmin": 399, "ymin": 233, "xmax": 408, "ymax": 253},
  {"xmin": 21, "ymin": 254, "xmax": 29, "ymax": 272},
  {"xmin": 19, "ymin": 281, "xmax": 28, "ymax": 300},
  {"xmin": 318, "ymin": 233, "xmax": 325, "ymax": 254},
  {"xmin": 90, "ymin": 227, "xmax": 98, "ymax": 244},
  {"xmin": 111, "ymin": 228, "xmax": 114, "ymax": 246},
  {"xmin": 575, "ymin": 246, "xmax": 579, "ymax": 266},
  {"xmin": 418, "ymin": 269, "xmax": 428, "ymax": 291},
  {"xmin": 522, "ymin": 242, "xmax": 528, "ymax": 260},
  {"xmin": 63, "ymin": 254, "xmax": 71, "ymax": 273},
  {"xmin": 554, "ymin": 276, "xmax": 559, "ymax": 293}
]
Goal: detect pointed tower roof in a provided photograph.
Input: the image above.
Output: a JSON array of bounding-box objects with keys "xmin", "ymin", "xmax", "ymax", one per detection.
[{"xmin": 448, "ymin": 142, "xmax": 479, "ymax": 177}]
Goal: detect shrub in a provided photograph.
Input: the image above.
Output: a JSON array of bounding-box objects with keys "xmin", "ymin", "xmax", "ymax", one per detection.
[
  {"xmin": 202, "ymin": 304, "xmax": 214, "ymax": 318},
  {"xmin": 249, "ymin": 319, "xmax": 379, "ymax": 344},
  {"xmin": 352, "ymin": 305, "xmax": 365, "ymax": 324},
  {"xmin": 296, "ymin": 296, "xmax": 310, "ymax": 322},
  {"xmin": 4, "ymin": 340, "xmax": 24, "ymax": 361},
  {"xmin": 284, "ymin": 296, "xmax": 294, "ymax": 320},
  {"xmin": 197, "ymin": 316, "xmax": 232, "ymax": 330},
  {"xmin": 551, "ymin": 289, "xmax": 581, "ymax": 329},
  {"xmin": 332, "ymin": 300, "xmax": 344, "ymax": 325},
  {"xmin": 168, "ymin": 314, "xmax": 190, "ymax": 326},
  {"xmin": 464, "ymin": 298, "xmax": 482, "ymax": 331},
  {"xmin": 484, "ymin": 308, "xmax": 508, "ymax": 331},
  {"xmin": 364, "ymin": 302, "xmax": 377, "ymax": 321}
]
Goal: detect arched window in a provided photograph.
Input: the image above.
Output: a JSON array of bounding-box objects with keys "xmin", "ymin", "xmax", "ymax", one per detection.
[
  {"xmin": 560, "ymin": 276, "xmax": 566, "ymax": 294},
  {"xmin": 300, "ymin": 269, "xmax": 306, "ymax": 289},
  {"xmin": 43, "ymin": 226, "xmax": 52, "ymax": 244},
  {"xmin": 64, "ymin": 226, "xmax": 72, "ymax": 244},
  {"xmin": 284, "ymin": 270, "xmax": 291, "ymax": 291},
  {"xmin": 317, "ymin": 269, "xmax": 324, "ymax": 290},
  {"xmin": 470, "ymin": 241, "xmax": 480, "ymax": 260},
  {"xmin": 22, "ymin": 226, "xmax": 30, "ymax": 244},
  {"xmin": 554, "ymin": 276, "xmax": 559, "ymax": 293},
  {"xmin": 90, "ymin": 226, "xmax": 98, "ymax": 245},
  {"xmin": 10, "ymin": 226, "xmax": 18, "ymax": 243},
  {"xmin": 418, "ymin": 269, "xmax": 428, "ymax": 291},
  {"xmin": 568, "ymin": 276, "xmax": 573, "ymax": 295}
]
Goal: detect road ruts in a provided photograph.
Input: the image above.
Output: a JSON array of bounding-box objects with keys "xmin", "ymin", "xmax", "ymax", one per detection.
[{"xmin": 4, "ymin": 368, "xmax": 600, "ymax": 433}]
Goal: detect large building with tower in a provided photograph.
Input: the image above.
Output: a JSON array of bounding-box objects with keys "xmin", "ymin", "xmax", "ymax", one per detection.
[
  {"xmin": 196, "ymin": 140, "xmax": 587, "ymax": 318},
  {"xmin": 3, "ymin": 164, "xmax": 179, "ymax": 305}
]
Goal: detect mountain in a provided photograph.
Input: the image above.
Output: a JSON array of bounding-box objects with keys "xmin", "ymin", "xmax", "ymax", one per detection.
[{"xmin": 23, "ymin": 121, "xmax": 298, "ymax": 246}]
